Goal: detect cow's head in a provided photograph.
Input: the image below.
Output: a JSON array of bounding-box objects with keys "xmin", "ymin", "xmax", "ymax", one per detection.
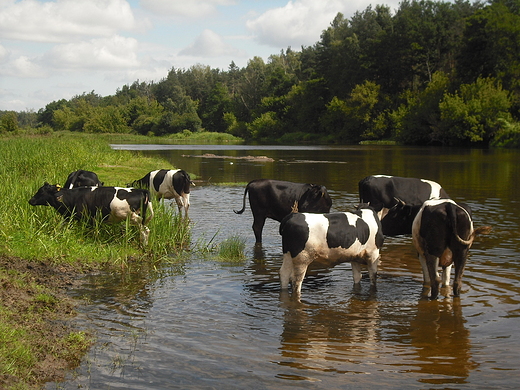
[
  {"xmin": 28, "ymin": 182, "xmax": 61, "ymax": 206},
  {"xmin": 381, "ymin": 198, "xmax": 422, "ymax": 235},
  {"xmin": 298, "ymin": 184, "xmax": 332, "ymax": 213}
]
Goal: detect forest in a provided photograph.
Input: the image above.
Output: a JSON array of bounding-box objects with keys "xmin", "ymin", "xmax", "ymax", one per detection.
[{"xmin": 1, "ymin": 0, "xmax": 520, "ymax": 147}]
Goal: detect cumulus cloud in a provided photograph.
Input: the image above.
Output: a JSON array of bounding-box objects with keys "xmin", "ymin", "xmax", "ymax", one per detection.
[
  {"xmin": 0, "ymin": 44, "xmax": 8, "ymax": 63},
  {"xmin": 0, "ymin": 0, "xmax": 137, "ymax": 43},
  {"xmin": 45, "ymin": 35, "xmax": 140, "ymax": 70},
  {"xmin": 140, "ymin": 0, "xmax": 235, "ymax": 19},
  {"xmin": 179, "ymin": 29, "xmax": 245, "ymax": 58},
  {"xmin": 246, "ymin": 0, "xmax": 370, "ymax": 48}
]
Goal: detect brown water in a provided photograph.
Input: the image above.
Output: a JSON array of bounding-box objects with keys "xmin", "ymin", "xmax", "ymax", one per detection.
[{"xmin": 50, "ymin": 145, "xmax": 520, "ymax": 389}]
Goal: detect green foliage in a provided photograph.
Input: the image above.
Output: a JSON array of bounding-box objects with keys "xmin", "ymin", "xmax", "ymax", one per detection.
[
  {"xmin": 0, "ymin": 111, "xmax": 19, "ymax": 133},
  {"xmin": 438, "ymin": 77, "xmax": 512, "ymax": 144},
  {"xmin": 217, "ymin": 235, "xmax": 246, "ymax": 263},
  {"xmin": 394, "ymin": 71, "xmax": 451, "ymax": 144}
]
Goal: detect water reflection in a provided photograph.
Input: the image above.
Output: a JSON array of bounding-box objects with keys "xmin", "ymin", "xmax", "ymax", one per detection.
[{"xmin": 409, "ymin": 299, "xmax": 477, "ymax": 385}]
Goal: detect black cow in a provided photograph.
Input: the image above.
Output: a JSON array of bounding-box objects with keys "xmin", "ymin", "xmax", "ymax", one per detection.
[
  {"xmin": 412, "ymin": 199, "xmax": 491, "ymax": 299},
  {"xmin": 358, "ymin": 175, "xmax": 450, "ymax": 235},
  {"xmin": 29, "ymin": 183, "xmax": 154, "ymax": 245},
  {"xmin": 279, "ymin": 206, "xmax": 384, "ymax": 296},
  {"xmin": 234, "ymin": 179, "xmax": 332, "ymax": 243},
  {"xmin": 64, "ymin": 170, "xmax": 103, "ymax": 189},
  {"xmin": 130, "ymin": 169, "xmax": 193, "ymax": 217}
]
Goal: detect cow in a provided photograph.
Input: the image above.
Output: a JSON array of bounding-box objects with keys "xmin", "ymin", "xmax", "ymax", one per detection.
[
  {"xmin": 279, "ymin": 206, "xmax": 384, "ymax": 296},
  {"xmin": 412, "ymin": 198, "xmax": 491, "ymax": 299},
  {"xmin": 29, "ymin": 182, "xmax": 154, "ymax": 245},
  {"xmin": 64, "ymin": 169, "xmax": 103, "ymax": 189},
  {"xmin": 129, "ymin": 169, "xmax": 193, "ymax": 217},
  {"xmin": 234, "ymin": 179, "xmax": 333, "ymax": 243},
  {"xmin": 358, "ymin": 175, "xmax": 450, "ymax": 235}
]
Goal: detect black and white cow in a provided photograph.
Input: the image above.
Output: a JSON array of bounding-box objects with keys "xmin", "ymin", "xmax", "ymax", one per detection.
[
  {"xmin": 279, "ymin": 206, "xmax": 384, "ymax": 296},
  {"xmin": 412, "ymin": 198, "xmax": 491, "ymax": 299},
  {"xmin": 358, "ymin": 175, "xmax": 450, "ymax": 235},
  {"xmin": 29, "ymin": 183, "xmax": 154, "ymax": 245},
  {"xmin": 64, "ymin": 169, "xmax": 103, "ymax": 189},
  {"xmin": 130, "ymin": 169, "xmax": 193, "ymax": 217},
  {"xmin": 234, "ymin": 179, "xmax": 333, "ymax": 243}
]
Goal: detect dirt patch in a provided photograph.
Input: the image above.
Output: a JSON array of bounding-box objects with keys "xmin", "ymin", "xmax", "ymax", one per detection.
[{"xmin": 0, "ymin": 255, "xmax": 90, "ymax": 389}]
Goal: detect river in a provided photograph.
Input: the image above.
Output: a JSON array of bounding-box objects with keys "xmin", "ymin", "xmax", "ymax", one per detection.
[{"xmin": 49, "ymin": 145, "xmax": 520, "ymax": 389}]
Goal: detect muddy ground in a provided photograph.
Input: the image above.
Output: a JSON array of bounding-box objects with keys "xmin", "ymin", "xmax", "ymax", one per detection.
[{"xmin": 0, "ymin": 255, "xmax": 89, "ymax": 389}]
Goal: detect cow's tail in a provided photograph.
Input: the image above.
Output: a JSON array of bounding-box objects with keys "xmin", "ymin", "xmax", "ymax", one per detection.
[
  {"xmin": 448, "ymin": 202, "xmax": 491, "ymax": 246},
  {"xmin": 67, "ymin": 170, "xmax": 81, "ymax": 189},
  {"xmin": 233, "ymin": 185, "xmax": 249, "ymax": 214}
]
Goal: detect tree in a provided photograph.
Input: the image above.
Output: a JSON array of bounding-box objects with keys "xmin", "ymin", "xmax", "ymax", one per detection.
[
  {"xmin": 438, "ymin": 77, "xmax": 512, "ymax": 144},
  {"xmin": 0, "ymin": 111, "xmax": 19, "ymax": 132}
]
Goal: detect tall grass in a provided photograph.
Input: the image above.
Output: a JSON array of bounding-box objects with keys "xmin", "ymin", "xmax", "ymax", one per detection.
[{"xmin": 0, "ymin": 133, "xmax": 191, "ymax": 267}]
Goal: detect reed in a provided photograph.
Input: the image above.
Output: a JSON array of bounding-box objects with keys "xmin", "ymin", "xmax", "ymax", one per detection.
[{"xmin": 217, "ymin": 235, "xmax": 246, "ymax": 263}]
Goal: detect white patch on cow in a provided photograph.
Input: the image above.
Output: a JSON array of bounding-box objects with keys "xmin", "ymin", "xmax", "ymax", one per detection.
[{"xmin": 421, "ymin": 179, "xmax": 443, "ymax": 199}]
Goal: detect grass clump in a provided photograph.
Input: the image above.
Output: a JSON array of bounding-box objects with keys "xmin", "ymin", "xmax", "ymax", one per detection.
[{"xmin": 217, "ymin": 235, "xmax": 246, "ymax": 263}]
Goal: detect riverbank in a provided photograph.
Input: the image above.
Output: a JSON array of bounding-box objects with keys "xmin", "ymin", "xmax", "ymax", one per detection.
[{"xmin": 0, "ymin": 132, "xmax": 200, "ymax": 389}]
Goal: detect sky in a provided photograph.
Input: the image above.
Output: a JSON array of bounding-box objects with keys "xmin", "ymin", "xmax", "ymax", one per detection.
[{"xmin": 0, "ymin": 0, "xmax": 401, "ymax": 112}]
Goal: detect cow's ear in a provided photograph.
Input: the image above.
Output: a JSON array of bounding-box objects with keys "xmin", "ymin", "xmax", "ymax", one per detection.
[{"xmin": 56, "ymin": 184, "xmax": 62, "ymax": 191}]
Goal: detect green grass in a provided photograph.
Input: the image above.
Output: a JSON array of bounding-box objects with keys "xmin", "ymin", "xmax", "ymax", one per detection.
[
  {"xmin": 0, "ymin": 132, "xmax": 192, "ymax": 267},
  {"xmin": 217, "ymin": 235, "xmax": 247, "ymax": 263}
]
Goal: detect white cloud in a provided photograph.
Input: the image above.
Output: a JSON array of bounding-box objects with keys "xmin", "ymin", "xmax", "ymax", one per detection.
[
  {"xmin": 0, "ymin": 55, "xmax": 45, "ymax": 78},
  {"xmin": 140, "ymin": 0, "xmax": 235, "ymax": 19},
  {"xmin": 45, "ymin": 35, "xmax": 140, "ymax": 70},
  {"xmin": 0, "ymin": 44, "xmax": 8, "ymax": 62},
  {"xmin": 246, "ymin": 0, "xmax": 371, "ymax": 48},
  {"xmin": 179, "ymin": 29, "xmax": 245, "ymax": 58},
  {"xmin": 0, "ymin": 0, "xmax": 137, "ymax": 43}
]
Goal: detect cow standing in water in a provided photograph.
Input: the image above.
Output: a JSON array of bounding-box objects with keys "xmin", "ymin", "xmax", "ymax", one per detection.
[
  {"xmin": 130, "ymin": 169, "xmax": 193, "ymax": 217},
  {"xmin": 64, "ymin": 170, "xmax": 103, "ymax": 189},
  {"xmin": 279, "ymin": 206, "xmax": 384, "ymax": 296},
  {"xmin": 358, "ymin": 175, "xmax": 449, "ymax": 235},
  {"xmin": 412, "ymin": 199, "xmax": 491, "ymax": 299},
  {"xmin": 29, "ymin": 183, "xmax": 154, "ymax": 245},
  {"xmin": 234, "ymin": 179, "xmax": 332, "ymax": 243}
]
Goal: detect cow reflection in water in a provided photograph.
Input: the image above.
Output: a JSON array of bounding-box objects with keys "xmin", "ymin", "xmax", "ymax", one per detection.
[
  {"xmin": 276, "ymin": 293, "xmax": 475, "ymax": 384},
  {"xmin": 409, "ymin": 299, "xmax": 477, "ymax": 383},
  {"xmin": 278, "ymin": 292, "xmax": 381, "ymax": 373}
]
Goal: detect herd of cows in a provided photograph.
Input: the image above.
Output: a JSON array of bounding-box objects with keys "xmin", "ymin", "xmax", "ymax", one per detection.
[
  {"xmin": 234, "ymin": 176, "xmax": 491, "ymax": 299},
  {"xmin": 28, "ymin": 170, "xmax": 491, "ymax": 300}
]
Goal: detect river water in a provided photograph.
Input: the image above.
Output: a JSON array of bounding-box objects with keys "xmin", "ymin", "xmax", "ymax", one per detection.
[{"xmin": 50, "ymin": 145, "xmax": 520, "ymax": 389}]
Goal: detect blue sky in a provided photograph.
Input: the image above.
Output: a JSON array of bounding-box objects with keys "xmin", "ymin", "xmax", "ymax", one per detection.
[{"xmin": 0, "ymin": 0, "xmax": 401, "ymax": 112}]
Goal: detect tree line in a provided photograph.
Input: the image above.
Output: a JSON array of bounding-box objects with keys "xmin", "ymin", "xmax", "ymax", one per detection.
[{"xmin": 2, "ymin": 0, "xmax": 520, "ymax": 147}]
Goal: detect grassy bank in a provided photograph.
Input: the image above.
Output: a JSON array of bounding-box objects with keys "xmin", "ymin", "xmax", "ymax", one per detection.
[{"xmin": 0, "ymin": 133, "xmax": 198, "ymax": 389}]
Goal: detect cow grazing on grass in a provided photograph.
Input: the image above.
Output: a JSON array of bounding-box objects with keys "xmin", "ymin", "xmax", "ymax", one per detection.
[
  {"xmin": 29, "ymin": 183, "xmax": 154, "ymax": 245},
  {"xmin": 412, "ymin": 198, "xmax": 491, "ymax": 299},
  {"xmin": 130, "ymin": 169, "xmax": 193, "ymax": 217},
  {"xmin": 64, "ymin": 169, "xmax": 103, "ymax": 189},
  {"xmin": 279, "ymin": 206, "xmax": 384, "ymax": 296},
  {"xmin": 358, "ymin": 175, "xmax": 449, "ymax": 235},
  {"xmin": 234, "ymin": 179, "xmax": 332, "ymax": 243}
]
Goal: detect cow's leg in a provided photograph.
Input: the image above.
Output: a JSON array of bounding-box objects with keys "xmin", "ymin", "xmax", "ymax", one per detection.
[
  {"xmin": 279, "ymin": 253, "xmax": 294, "ymax": 290},
  {"xmin": 452, "ymin": 247, "xmax": 469, "ymax": 296},
  {"xmin": 351, "ymin": 262, "xmax": 363, "ymax": 284},
  {"xmin": 252, "ymin": 214, "xmax": 266, "ymax": 243},
  {"xmin": 289, "ymin": 253, "xmax": 311, "ymax": 296},
  {"xmin": 426, "ymin": 254, "xmax": 441, "ymax": 299},
  {"xmin": 441, "ymin": 264, "xmax": 452, "ymax": 287},
  {"xmin": 128, "ymin": 211, "xmax": 150, "ymax": 246},
  {"xmin": 418, "ymin": 253, "xmax": 430, "ymax": 284},
  {"xmin": 366, "ymin": 255, "xmax": 380, "ymax": 286}
]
